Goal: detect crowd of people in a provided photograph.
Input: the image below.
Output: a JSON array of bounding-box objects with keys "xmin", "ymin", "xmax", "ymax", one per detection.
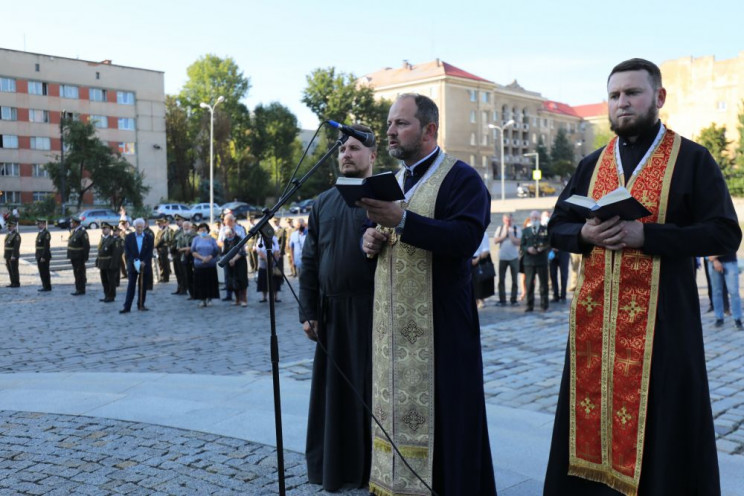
[{"xmin": 2, "ymin": 58, "xmax": 743, "ymax": 495}]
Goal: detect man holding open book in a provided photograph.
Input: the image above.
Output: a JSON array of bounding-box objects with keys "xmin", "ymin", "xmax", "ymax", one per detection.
[{"xmin": 544, "ymin": 58, "xmax": 741, "ymax": 495}]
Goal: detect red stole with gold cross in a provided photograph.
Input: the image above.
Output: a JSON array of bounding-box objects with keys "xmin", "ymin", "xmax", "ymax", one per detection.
[{"xmin": 568, "ymin": 129, "xmax": 681, "ymax": 496}]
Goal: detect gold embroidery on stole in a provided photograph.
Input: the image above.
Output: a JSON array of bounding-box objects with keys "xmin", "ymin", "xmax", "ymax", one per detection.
[
  {"xmin": 369, "ymin": 154, "xmax": 457, "ymax": 496},
  {"xmin": 568, "ymin": 130, "xmax": 681, "ymax": 496}
]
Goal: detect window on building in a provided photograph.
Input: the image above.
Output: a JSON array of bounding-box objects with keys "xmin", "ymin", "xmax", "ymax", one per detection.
[
  {"xmin": 492, "ymin": 110, "xmax": 498, "ymax": 122},
  {"xmin": 90, "ymin": 115, "xmax": 108, "ymax": 128},
  {"xmin": 470, "ymin": 133, "xmax": 476, "ymax": 146},
  {"xmin": 60, "ymin": 85, "xmax": 79, "ymax": 99},
  {"xmin": 469, "ymin": 89, "xmax": 477, "ymax": 102},
  {"xmin": 96, "ymin": 72, "xmax": 100, "ymax": 80},
  {"xmin": 118, "ymin": 117, "xmax": 135, "ymax": 130},
  {"xmin": 117, "ymin": 91, "xmax": 135, "ymax": 105},
  {"xmin": 717, "ymin": 101, "xmax": 727, "ymax": 111},
  {"xmin": 1, "ymin": 135, "xmax": 19, "ymax": 148},
  {"xmin": 0, "ymin": 163, "xmax": 20, "ymax": 176},
  {"xmin": 30, "ymin": 137, "xmax": 51, "ymax": 150},
  {"xmin": 482, "ymin": 156, "xmax": 489, "ymax": 169},
  {"xmin": 118, "ymin": 142, "xmax": 136, "ymax": 154},
  {"xmin": 0, "ymin": 191, "xmax": 20, "ymax": 204},
  {"xmin": 470, "ymin": 110, "xmax": 476, "ymax": 124},
  {"xmin": 482, "ymin": 92, "xmax": 490, "ymax": 103},
  {"xmin": 32, "ymin": 164, "xmax": 49, "ymax": 177},
  {"xmin": 482, "ymin": 133, "xmax": 488, "ymax": 146},
  {"xmin": 89, "ymin": 88, "xmax": 108, "ymax": 102},
  {"xmin": 470, "ymin": 155, "xmax": 476, "ymax": 166},
  {"xmin": 33, "ymin": 191, "xmax": 53, "ymax": 202},
  {"xmin": 1, "ymin": 106, "xmax": 18, "ymax": 121},
  {"xmin": 482, "ymin": 111, "xmax": 488, "ymax": 125},
  {"xmin": 28, "ymin": 81, "xmax": 48, "ymax": 95},
  {"xmin": 29, "ymin": 109, "xmax": 50, "ymax": 123},
  {"xmin": 0, "ymin": 77, "xmax": 16, "ymax": 92},
  {"xmin": 35, "ymin": 63, "xmax": 40, "ymax": 72}
]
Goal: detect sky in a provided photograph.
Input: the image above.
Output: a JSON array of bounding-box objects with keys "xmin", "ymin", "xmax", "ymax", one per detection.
[{"xmin": 3, "ymin": 0, "xmax": 743, "ymax": 130}]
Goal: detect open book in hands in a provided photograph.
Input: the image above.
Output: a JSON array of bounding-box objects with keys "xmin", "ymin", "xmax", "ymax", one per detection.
[
  {"xmin": 335, "ymin": 171, "xmax": 405, "ymax": 207},
  {"xmin": 562, "ymin": 186, "xmax": 651, "ymax": 221}
]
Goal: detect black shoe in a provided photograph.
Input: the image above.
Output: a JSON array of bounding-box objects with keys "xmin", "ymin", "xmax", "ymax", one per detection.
[
  {"xmin": 510, "ymin": 301, "xmax": 519, "ymax": 306},
  {"xmin": 706, "ymin": 305, "xmax": 714, "ymax": 313},
  {"xmin": 715, "ymin": 319, "xmax": 724, "ymax": 327},
  {"xmin": 736, "ymin": 319, "xmax": 743, "ymax": 329},
  {"xmin": 171, "ymin": 291, "xmax": 181, "ymax": 295},
  {"xmin": 6, "ymin": 284, "xmax": 20, "ymax": 288},
  {"xmin": 138, "ymin": 306, "xmax": 149, "ymax": 311},
  {"xmin": 71, "ymin": 291, "xmax": 85, "ymax": 296},
  {"xmin": 38, "ymin": 288, "xmax": 51, "ymax": 292},
  {"xmin": 525, "ymin": 307, "xmax": 534, "ymax": 312},
  {"xmin": 99, "ymin": 298, "xmax": 107, "ymax": 302},
  {"xmin": 221, "ymin": 297, "xmax": 232, "ymax": 302},
  {"xmin": 119, "ymin": 309, "xmax": 130, "ymax": 314},
  {"xmin": 551, "ymin": 297, "xmax": 560, "ymax": 303},
  {"xmin": 496, "ymin": 301, "xmax": 507, "ymax": 307},
  {"xmin": 104, "ymin": 298, "xmax": 114, "ymax": 303}
]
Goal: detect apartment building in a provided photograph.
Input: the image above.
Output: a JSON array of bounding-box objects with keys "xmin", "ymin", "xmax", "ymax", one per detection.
[
  {"xmin": 0, "ymin": 47, "xmax": 166, "ymax": 209},
  {"xmin": 361, "ymin": 59, "xmax": 589, "ymax": 181}
]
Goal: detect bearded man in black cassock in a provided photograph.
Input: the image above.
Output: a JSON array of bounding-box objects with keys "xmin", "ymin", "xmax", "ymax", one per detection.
[
  {"xmin": 299, "ymin": 124, "xmax": 378, "ymax": 491},
  {"xmin": 544, "ymin": 58, "xmax": 740, "ymax": 496}
]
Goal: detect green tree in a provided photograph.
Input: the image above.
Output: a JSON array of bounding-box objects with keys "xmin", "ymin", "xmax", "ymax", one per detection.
[
  {"xmin": 536, "ymin": 137, "xmax": 551, "ymax": 176},
  {"xmin": 696, "ymin": 123, "xmax": 733, "ymax": 171},
  {"xmin": 550, "ymin": 128, "xmax": 575, "ymax": 178},
  {"xmin": 593, "ymin": 128, "xmax": 614, "ymax": 150},
  {"xmin": 44, "ymin": 118, "xmax": 147, "ymax": 210},
  {"xmin": 249, "ymin": 102, "xmax": 300, "ymax": 198},
  {"xmin": 302, "ymin": 67, "xmax": 394, "ymax": 190},
  {"xmin": 165, "ymin": 95, "xmax": 195, "ymax": 201}
]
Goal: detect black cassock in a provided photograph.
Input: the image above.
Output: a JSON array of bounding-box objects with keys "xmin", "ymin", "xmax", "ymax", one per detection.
[
  {"xmin": 299, "ymin": 187, "xmax": 376, "ymax": 491},
  {"xmin": 544, "ymin": 131, "xmax": 741, "ymax": 495}
]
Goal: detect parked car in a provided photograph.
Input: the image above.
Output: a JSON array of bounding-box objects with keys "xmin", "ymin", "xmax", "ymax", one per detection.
[
  {"xmin": 289, "ymin": 199, "xmax": 314, "ymax": 214},
  {"xmin": 517, "ymin": 183, "xmax": 558, "ymax": 198},
  {"xmin": 188, "ymin": 203, "xmax": 222, "ymax": 222},
  {"xmin": 222, "ymin": 201, "xmax": 263, "ymax": 220},
  {"xmin": 152, "ymin": 203, "xmax": 191, "ymax": 221},
  {"xmin": 75, "ymin": 209, "xmax": 129, "ymax": 229}
]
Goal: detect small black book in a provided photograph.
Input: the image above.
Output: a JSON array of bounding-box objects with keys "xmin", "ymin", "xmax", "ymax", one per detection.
[
  {"xmin": 335, "ymin": 171, "xmax": 405, "ymax": 207},
  {"xmin": 562, "ymin": 187, "xmax": 651, "ymax": 221}
]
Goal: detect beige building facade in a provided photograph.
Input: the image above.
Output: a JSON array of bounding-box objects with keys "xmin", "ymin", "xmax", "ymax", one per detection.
[
  {"xmin": 660, "ymin": 52, "xmax": 744, "ymax": 151},
  {"xmin": 0, "ymin": 47, "xmax": 166, "ymax": 210},
  {"xmin": 361, "ymin": 59, "xmax": 589, "ymax": 183}
]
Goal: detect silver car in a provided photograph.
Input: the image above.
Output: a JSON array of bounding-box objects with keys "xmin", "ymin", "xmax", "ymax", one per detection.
[{"xmin": 77, "ymin": 209, "xmax": 129, "ymax": 229}]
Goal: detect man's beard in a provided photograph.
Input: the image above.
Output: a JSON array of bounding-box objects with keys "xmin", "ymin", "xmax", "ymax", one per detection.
[
  {"xmin": 609, "ymin": 105, "xmax": 658, "ymax": 138},
  {"xmin": 341, "ymin": 162, "xmax": 370, "ymax": 178}
]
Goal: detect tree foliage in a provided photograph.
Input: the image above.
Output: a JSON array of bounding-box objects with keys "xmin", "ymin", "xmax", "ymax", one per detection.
[
  {"xmin": 44, "ymin": 118, "xmax": 148, "ymax": 210},
  {"xmin": 302, "ymin": 67, "xmax": 394, "ymax": 191},
  {"xmin": 550, "ymin": 128, "xmax": 575, "ymax": 178},
  {"xmin": 696, "ymin": 123, "xmax": 733, "ymax": 171},
  {"xmin": 165, "ymin": 95, "xmax": 194, "ymax": 201},
  {"xmin": 535, "ymin": 137, "xmax": 551, "ymax": 177},
  {"xmin": 249, "ymin": 102, "xmax": 300, "ymax": 199}
]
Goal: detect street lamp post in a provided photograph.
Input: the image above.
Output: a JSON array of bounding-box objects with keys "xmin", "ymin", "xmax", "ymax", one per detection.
[
  {"xmin": 488, "ymin": 120, "xmax": 515, "ymax": 201},
  {"xmin": 524, "ymin": 152, "xmax": 540, "ymax": 198},
  {"xmin": 199, "ymin": 96, "xmax": 225, "ymax": 225},
  {"xmin": 60, "ymin": 110, "xmax": 67, "ymax": 216}
]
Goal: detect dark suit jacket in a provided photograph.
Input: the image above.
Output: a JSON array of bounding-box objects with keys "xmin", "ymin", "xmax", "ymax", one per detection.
[{"xmin": 124, "ymin": 231, "xmax": 154, "ymax": 273}]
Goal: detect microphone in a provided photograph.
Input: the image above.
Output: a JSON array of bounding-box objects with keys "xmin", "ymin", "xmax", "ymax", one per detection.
[{"xmin": 327, "ymin": 120, "xmax": 375, "ymax": 147}]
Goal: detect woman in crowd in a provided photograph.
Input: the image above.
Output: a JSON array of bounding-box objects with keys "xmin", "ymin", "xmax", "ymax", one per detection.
[
  {"xmin": 255, "ymin": 234, "xmax": 282, "ymax": 303},
  {"xmin": 471, "ymin": 231, "xmax": 495, "ymax": 309},
  {"xmin": 190, "ymin": 222, "xmax": 220, "ymax": 307},
  {"xmin": 222, "ymin": 227, "xmax": 249, "ymax": 307}
]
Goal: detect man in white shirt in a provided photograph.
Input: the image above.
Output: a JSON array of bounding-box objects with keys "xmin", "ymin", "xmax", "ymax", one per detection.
[{"xmin": 493, "ymin": 213, "xmax": 521, "ymax": 306}]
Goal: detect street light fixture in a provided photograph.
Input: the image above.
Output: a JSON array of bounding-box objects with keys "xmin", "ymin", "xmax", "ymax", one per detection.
[
  {"xmin": 524, "ymin": 152, "xmax": 540, "ymax": 198},
  {"xmin": 199, "ymin": 95, "xmax": 225, "ymax": 225},
  {"xmin": 488, "ymin": 119, "xmax": 515, "ymax": 201}
]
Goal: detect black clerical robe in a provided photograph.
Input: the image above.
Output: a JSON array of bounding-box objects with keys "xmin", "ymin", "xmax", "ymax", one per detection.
[
  {"xmin": 389, "ymin": 159, "xmax": 497, "ymax": 495},
  {"xmin": 299, "ymin": 187, "xmax": 376, "ymax": 491},
  {"xmin": 544, "ymin": 131, "xmax": 740, "ymax": 495}
]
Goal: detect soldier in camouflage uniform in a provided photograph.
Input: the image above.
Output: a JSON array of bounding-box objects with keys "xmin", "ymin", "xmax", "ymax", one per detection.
[
  {"xmin": 177, "ymin": 220, "xmax": 197, "ymax": 298},
  {"xmin": 112, "ymin": 225, "xmax": 125, "ymax": 287},
  {"xmin": 67, "ymin": 216, "xmax": 90, "ymax": 295},
  {"xmin": 171, "ymin": 215, "xmax": 186, "ymax": 294},
  {"xmin": 95, "ymin": 222, "xmax": 119, "ymax": 302},
  {"xmin": 35, "ymin": 218, "xmax": 52, "ymax": 291},
  {"xmin": 4, "ymin": 217, "xmax": 21, "ymax": 288},
  {"xmin": 154, "ymin": 217, "xmax": 173, "ymax": 283}
]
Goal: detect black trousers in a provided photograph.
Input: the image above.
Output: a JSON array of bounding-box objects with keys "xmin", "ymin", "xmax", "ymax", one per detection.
[
  {"xmin": 100, "ymin": 268, "xmax": 118, "ymax": 300},
  {"xmin": 173, "ymin": 256, "xmax": 185, "ymax": 292},
  {"xmin": 156, "ymin": 247, "xmax": 170, "ymax": 282},
  {"xmin": 70, "ymin": 258, "xmax": 86, "ymax": 293},
  {"xmin": 525, "ymin": 264, "xmax": 549, "ymax": 310},
  {"xmin": 549, "ymin": 251, "xmax": 570, "ymax": 300},
  {"xmin": 37, "ymin": 259, "xmax": 51, "ymax": 289},
  {"xmin": 5, "ymin": 258, "xmax": 19, "ymax": 286},
  {"xmin": 123, "ymin": 269, "xmax": 149, "ymax": 310},
  {"xmin": 498, "ymin": 258, "xmax": 519, "ymax": 303}
]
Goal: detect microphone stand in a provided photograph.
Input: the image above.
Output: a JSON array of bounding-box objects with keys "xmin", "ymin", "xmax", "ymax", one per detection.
[{"xmin": 218, "ymin": 136, "xmax": 347, "ymax": 496}]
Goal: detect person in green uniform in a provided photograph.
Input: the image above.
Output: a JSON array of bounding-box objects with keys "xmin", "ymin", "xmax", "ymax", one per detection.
[
  {"xmin": 67, "ymin": 216, "xmax": 90, "ymax": 295},
  {"xmin": 4, "ymin": 217, "xmax": 21, "ymax": 288},
  {"xmin": 154, "ymin": 217, "xmax": 173, "ymax": 283},
  {"xmin": 35, "ymin": 218, "xmax": 52, "ymax": 291},
  {"xmin": 95, "ymin": 222, "xmax": 119, "ymax": 302}
]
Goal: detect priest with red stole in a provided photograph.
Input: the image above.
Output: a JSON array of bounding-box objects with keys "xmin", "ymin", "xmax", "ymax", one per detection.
[{"xmin": 544, "ymin": 58, "xmax": 740, "ymax": 495}]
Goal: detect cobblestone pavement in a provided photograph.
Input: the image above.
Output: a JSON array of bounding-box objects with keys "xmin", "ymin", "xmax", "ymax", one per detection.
[{"xmin": 1, "ymin": 243, "xmax": 743, "ymax": 493}]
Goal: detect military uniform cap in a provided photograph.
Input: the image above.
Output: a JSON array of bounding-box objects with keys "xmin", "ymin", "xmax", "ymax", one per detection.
[
  {"xmin": 36, "ymin": 218, "xmax": 47, "ymax": 223},
  {"xmin": 156, "ymin": 217, "xmax": 169, "ymax": 224},
  {"xmin": 119, "ymin": 219, "xmax": 128, "ymax": 225},
  {"xmin": 7, "ymin": 217, "xmax": 18, "ymax": 226},
  {"xmin": 100, "ymin": 221, "xmax": 113, "ymax": 229},
  {"xmin": 174, "ymin": 214, "xmax": 184, "ymax": 220}
]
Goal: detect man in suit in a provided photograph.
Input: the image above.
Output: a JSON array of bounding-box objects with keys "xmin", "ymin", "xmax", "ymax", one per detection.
[
  {"xmin": 96, "ymin": 222, "xmax": 119, "ymax": 302},
  {"xmin": 67, "ymin": 216, "xmax": 90, "ymax": 295},
  {"xmin": 35, "ymin": 218, "xmax": 52, "ymax": 291},
  {"xmin": 120, "ymin": 218, "xmax": 154, "ymax": 313}
]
